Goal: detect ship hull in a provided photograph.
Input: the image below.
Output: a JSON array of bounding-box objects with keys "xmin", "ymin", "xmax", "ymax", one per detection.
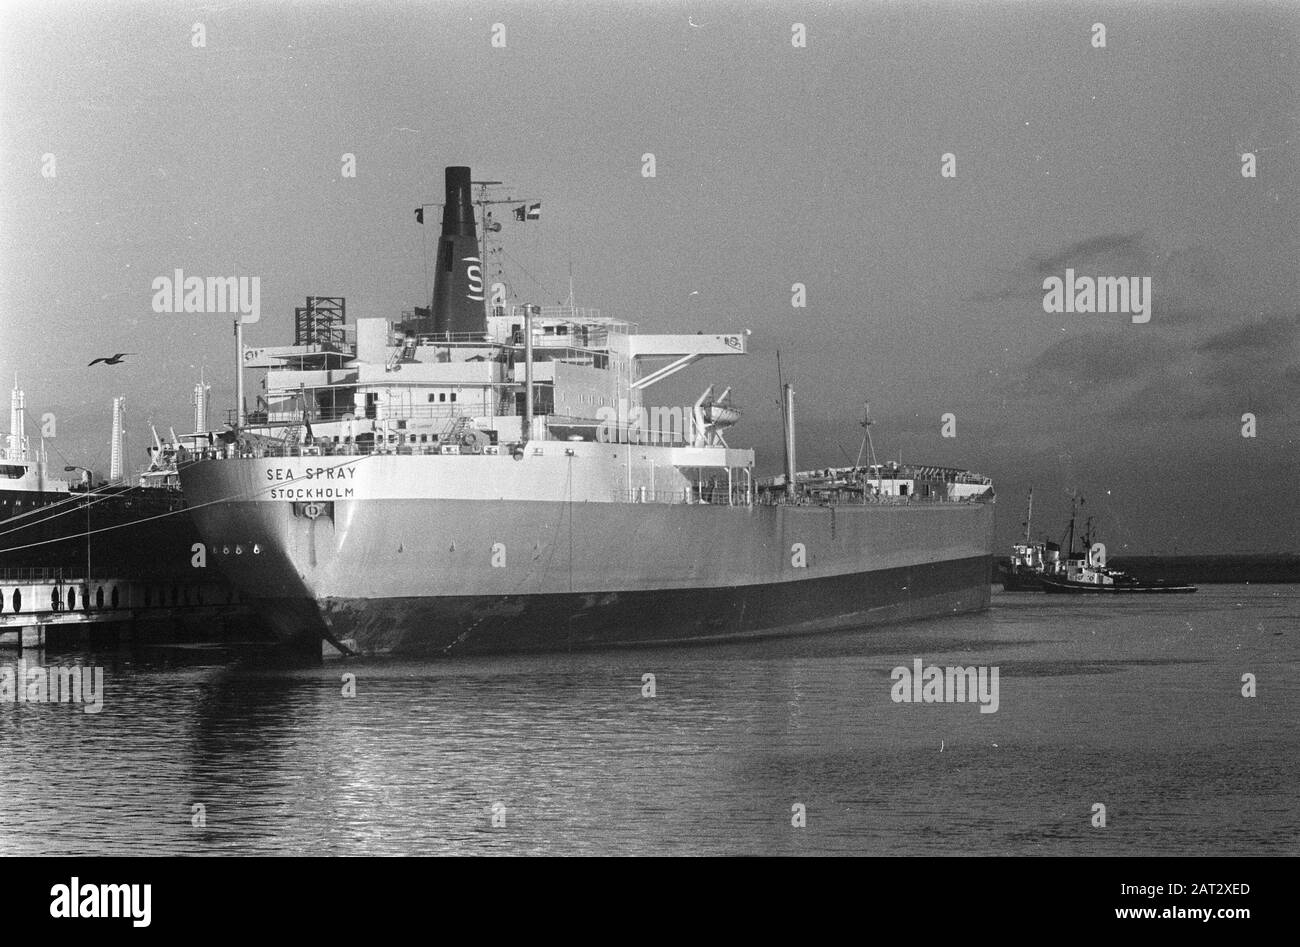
[
  {"xmin": 1040, "ymin": 576, "xmax": 1197, "ymax": 594},
  {"xmin": 304, "ymin": 555, "xmax": 990, "ymax": 654},
  {"xmin": 0, "ymin": 486, "xmax": 208, "ymax": 579},
  {"xmin": 1000, "ymin": 568, "xmax": 1045, "ymax": 591},
  {"xmin": 180, "ymin": 455, "xmax": 996, "ymax": 656}
]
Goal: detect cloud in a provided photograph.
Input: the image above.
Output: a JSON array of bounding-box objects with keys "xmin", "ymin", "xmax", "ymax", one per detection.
[
  {"xmin": 971, "ymin": 231, "xmax": 1150, "ymax": 304},
  {"xmin": 1017, "ymin": 332, "xmax": 1175, "ymax": 393},
  {"xmin": 1001, "ymin": 307, "xmax": 1296, "ymax": 430},
  {"xmin": 1025, "ymin": 232, "xmax": 1151, "ymax": 282},
  {"xmin": 1196, "ymin": 313, "xmax": 1299, "ymax": 355},
  {"xmin": 970, "ymin": 235, "xmax": 1239, "ymax": 331}
]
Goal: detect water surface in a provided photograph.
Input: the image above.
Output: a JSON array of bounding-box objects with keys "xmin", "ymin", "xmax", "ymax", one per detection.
[{"xmin": 1, "ymin": 585, "xmax": 1295, "ymax": 855}]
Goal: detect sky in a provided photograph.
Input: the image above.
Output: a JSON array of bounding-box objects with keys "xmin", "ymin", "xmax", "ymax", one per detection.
[{"xmin": 1, "ymin": 0, "xmax": 1296, "ymax": 554}]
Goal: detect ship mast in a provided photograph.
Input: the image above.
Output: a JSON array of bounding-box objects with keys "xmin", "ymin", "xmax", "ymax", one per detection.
[
  {"xmin": 523, "ymin": 304, "xmax": 536, "ymax": 444},
  {"xmin": 1064, "ymin": 495, "xmax": 1084, "ymax": 559},
  {"xmin": 471, "ymin": 178, "xmax": 543, "ymax": 320},
  {"xmin": 855, "ymin": 400, "xmax": 881, "ymax": 494},
  {"xmin": 109, "ymin": 396, "xmax": 125, "ymax": 482},
  {"xmin": 8, "ymin": 376, "xmax": 25, "ymax": 459},
  {"xmin": 1024, "ymin": 487, "xmax": 1033, "ymax": 543},
  {"xmin": 233, "ymin": 318, "xmax": 246, "ymax": 428},
  {"xmin": 473, "ymin": 179, "xmax": 503, "ymax": 322},
  {"xmin": 777, "ymin": 353, "xmax": 791, "ymax": 496}
]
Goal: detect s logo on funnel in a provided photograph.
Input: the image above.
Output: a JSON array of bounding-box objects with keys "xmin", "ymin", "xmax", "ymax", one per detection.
[{"xmin": 464, "ymin": 257, "xmax": 484, "ymax": 301}]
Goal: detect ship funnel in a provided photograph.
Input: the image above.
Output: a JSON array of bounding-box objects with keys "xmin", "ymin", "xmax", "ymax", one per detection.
[{"xmin": 431, "ymin": 166, "xmax": 486, "ymax": 337}]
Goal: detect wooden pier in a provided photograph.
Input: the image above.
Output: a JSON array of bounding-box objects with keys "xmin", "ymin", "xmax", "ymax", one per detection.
[{"xmin": 0, "ymin": 569, "xmax": 264, "ymax": 652}]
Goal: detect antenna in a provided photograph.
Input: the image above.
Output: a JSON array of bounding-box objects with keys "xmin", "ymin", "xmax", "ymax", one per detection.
[
  {"xmin": 855, "ymin": 400, "xmax": 882, "ymax": 493},
  {"xmin": 1024, "ymin": 487, "xmax": 1033, "ymax": 543},
  {"xmin": 775, "ymin": 350, "xmax": 785, "ymax": 420},
  {"xmin": 776, "ymin": 352, "xmax": 789, "ymax": 492}
]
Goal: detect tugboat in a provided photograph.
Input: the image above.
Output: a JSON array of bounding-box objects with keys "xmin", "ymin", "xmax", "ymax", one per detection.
[
  {"xmin": 1040, "ymin": 562, "xmax": 1197, "ymax": 594},
  {"xmin": 1039, "ymin": 502, "xmax": 1197, "ymax": 594},
  {"xmin": 999, "ymin": 488, "xmax": 1065, "ymax": 590}
]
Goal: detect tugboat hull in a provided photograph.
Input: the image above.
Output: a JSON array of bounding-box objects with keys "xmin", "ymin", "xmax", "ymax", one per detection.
[
  {"xmin": 1000, "ymin": 568, "xmax": 1045, "ymax": 591},
  {"xmin": 1040, "ymin": 576, "xmax": 1197, "ymax": 594}
]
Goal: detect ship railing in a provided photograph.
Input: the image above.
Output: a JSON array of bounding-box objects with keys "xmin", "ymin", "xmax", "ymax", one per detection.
[
  {"xmin": 227, "ymin": 443, "xmax": 369, "ymax": 459},
  {"xmin": 406, "ymin": 331, "xmax": 496, "ymax": 345},
  {"xmin": 503, "ymin": 305, "xmax": 606, "ymax": 322},
  {"xmin": 372, "ymin": 405, "xmax": 489, "ymax": 421},
  {"xmin": 0, "ymin": 566, "xmax": 90, "ymax": 584},
  {"xmin": 262, "ymin": 407, "xmax": 358, "ymax": 424},
  {"xmin": 222, "ymin": 441, "xmax": 493, "ymax": 459},
  {"xmin": 752, "ymin": 488, "xmax": 985, "ymax": 507},
  {"xmin": 619, "ymin": 487, "xmax": 974, "ymax": 507},
  {"xmin": 624, "ymin": 486, "xmax": 752, "ymax": 506}
]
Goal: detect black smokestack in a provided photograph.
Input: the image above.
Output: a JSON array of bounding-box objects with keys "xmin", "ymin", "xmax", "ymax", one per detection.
[{"xmin": 431, "ymin": 166, "xmax": 486, "ymax": 336}]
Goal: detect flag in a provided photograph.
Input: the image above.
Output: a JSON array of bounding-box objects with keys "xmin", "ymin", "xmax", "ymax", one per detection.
[
  {"xmin": 414, "ymin": 207, "xmax": 424, "ymax": 224},
  {"xmin": 514, "ymin": 202, "xmax": 541, "ymax": 221}
]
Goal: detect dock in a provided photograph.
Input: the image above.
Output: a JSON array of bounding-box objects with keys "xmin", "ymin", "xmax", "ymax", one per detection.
[{"xmin": 0, "ymin": 568, "xmax": 265, "ymax": 652}]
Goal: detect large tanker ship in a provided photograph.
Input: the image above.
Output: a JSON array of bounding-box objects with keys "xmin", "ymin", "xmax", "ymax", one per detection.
[{"xmin": 179, "ymin": 166, "xmax": 996, "ymax": 655}]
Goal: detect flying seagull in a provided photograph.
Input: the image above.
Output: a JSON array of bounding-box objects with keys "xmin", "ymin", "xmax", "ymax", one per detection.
[{"xmin": 88, "ymin": 353, "xmax": 136, "ymax": 366}]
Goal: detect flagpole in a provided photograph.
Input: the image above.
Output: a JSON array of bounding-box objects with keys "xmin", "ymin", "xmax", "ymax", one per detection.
[{"xmin": 415, "ymin": 202, "xmax": 442, "ymax": 305}]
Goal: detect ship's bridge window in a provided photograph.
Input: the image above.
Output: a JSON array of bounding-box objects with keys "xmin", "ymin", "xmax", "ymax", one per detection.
[
  {"xmin": 439, "ymin": 393, "xmax": 446, "ymax": 402},
  {"xmin": 427, "ymin": 394, "xmax": 437, "ymax": 403},
  {"xmin": 1, "ymin": 465, "xmax": 27, "ymax": 478},
  {"xmin": 450, "ymin": 393, "xmax": 456, "ymax": 402}
]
